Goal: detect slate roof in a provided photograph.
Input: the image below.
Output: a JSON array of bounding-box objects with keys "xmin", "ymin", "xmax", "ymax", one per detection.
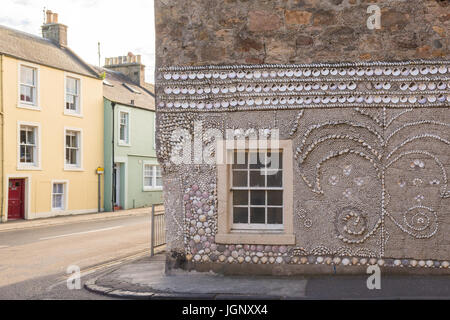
[
  {"xmin": 0, "ymin": 24, "xmax": 99, "ymax": 78},
  {"xmin": 93, "ymin": 66, "xmax": 155, "ymax": 111}
]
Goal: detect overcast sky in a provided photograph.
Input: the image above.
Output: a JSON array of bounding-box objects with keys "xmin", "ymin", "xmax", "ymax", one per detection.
[{"xmin": 1, "ymin": 0, "xmax": 156, "ymax": 83}]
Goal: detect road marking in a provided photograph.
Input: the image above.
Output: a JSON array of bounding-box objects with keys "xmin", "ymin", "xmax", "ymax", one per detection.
[
  {"xmin": 46, "ymin": 247, "xmax": 165, "ymax": 291},
  {"xmin": 39, "ymin": 226, "xmax": 123, "ymax": 241}
]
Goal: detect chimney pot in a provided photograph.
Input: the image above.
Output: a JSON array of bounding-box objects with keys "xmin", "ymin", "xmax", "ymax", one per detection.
[
  {"xmin": 53, "ymin": 13, "xmax": 58, "ymax": 23},
  {"xmin": 46, "ymin": 10, "xmax": 53, "ymax": 24}
]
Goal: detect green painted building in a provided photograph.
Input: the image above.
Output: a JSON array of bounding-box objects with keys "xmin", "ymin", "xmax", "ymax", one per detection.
[{"xmin": 97, "ymin": 54, "xmax": 162, "ymax": 212}]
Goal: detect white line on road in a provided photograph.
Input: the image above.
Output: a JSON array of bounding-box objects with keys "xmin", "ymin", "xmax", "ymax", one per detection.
[{"xmin": 39, "ymin": 226, "xmax": 123, "ymax": 240}]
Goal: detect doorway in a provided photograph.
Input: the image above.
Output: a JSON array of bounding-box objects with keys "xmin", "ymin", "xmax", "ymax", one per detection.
[
  {"xmin": 8, "ymin": 179, "xmax": 25, "ymax": 220},
  {"xmin": 113, "ymin": 163, "xmax": 122, "ymax": 210}
]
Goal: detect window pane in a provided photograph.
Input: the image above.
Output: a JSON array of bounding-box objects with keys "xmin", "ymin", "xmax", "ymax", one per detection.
[
  {"xmin": 144, "ymin": 177, "xmax": 152, "ymax": 187},
  {"xmin": 155, "ymin": 166, "xmax": 161, "ymax": 177},
  {"xmin": 20, "ymin": 129, "xmax": 27, "ymax": 144},
  {"xmin": 20, "ymin": 145, "xmax": 26, "ymax": 162},
  {"xmin": 21, "ymin": 66, "xmax": 34, "ymax": 85},
  {"xmin": 250, "ymin": 170, "xmax": 265, "ymax": 187},
  {"xmin": 233, "ymin": 207, "xmax": 248, "ymax": 224},
  {"xmin": 25, "ymin": 146, "xmax": 33, "ymax": 163},
  {"xmin": 233, "ymin": 190, "xmax": 248, "ymax": 205},
  {"xmin": 267, "ymin": 207, "xmax": 283, "ymax": 224},
  {"xmin": 267, "ymin": 190, "xmax": 283, "ymax": 206},
  {"xmin": 267, "ymin": 152, "xmax": 282, "ymax": 169},
  {"xmin": 70, "ymin": 149, "xmax": 77, "ymax": 164},
  {"xmin": 232, "ymin": 171, "xmax": 247, "ymax": 187},
  {"xmin": 66, "ymin": 78, "xmax": 77, "ymax": 94},
  {"xmin": 249, "ymin": 152, "xmax": 265, "ymax": 169},
  {"xmin": 26, "ymin": 129, "xmax": 35, "ymax": 145},
  {"xmin": 267, "ymin": 170, "xmax": 282, "ymax": 187},
  {"xmin": 120, "ymin": 125, "xmax": 125, "ymax": 140},
  {"xmin": 20, "ymin": 85, "xmax": 34, "ymax": 102},
  {"xmin": 232, "ymin": 151, "xmax": 247, "ymax": 169},
  {"xmin": 250, "ymin": 190, "xmax": 265, "ymax": 205},
  {"xmin": 144, "ymin": 165, "xmax": 153, "ymax": 177},
  {"xmin": 250, "ymin": 207, "xmax": 265, "ymax": 224}
]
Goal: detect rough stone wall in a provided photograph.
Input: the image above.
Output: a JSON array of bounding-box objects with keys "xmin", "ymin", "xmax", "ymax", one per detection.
[
  {"xmin": 155, "ymin": 0, "xmax": 450, "ymax": 274},
  {"xmin": 155, "ymin": 0, "xmax": 448, "ymax": 67}
]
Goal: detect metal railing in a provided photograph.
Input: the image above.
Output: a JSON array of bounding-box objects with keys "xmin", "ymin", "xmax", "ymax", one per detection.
[{"xmin": 150, "ymin": 204, "xmax": 166, "ymax": 256}]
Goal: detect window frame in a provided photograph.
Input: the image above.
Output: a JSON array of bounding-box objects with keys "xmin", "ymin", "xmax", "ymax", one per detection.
[
  {"xmin": 231, "ymin": 150, "xmax": 284, "ymax": 231},
  {"xmin": 118, "ymin": 109, "xmax": 131, "ymax": 146},
  {"xmin": 51, "ymin": 180, "xmax": 68, "ymax": 212},
  {"xmin": 17, "ymin": 121, "xmax": 41, "ymax": 170},
  {"xmin": 64, "ymin": 73, "xmax": 82, "ymax": 117},
  {"xmin": 216, "ymin": 140, "xmax": 295, "ymax": 245},
  {"xmin": 143, "ymin": 162, "xmax": 163, "ymax": 191},
  {"xmin": 64, "ymin": 127, "xmax": 83, "ymax": 171},
  {"xmin": 18, "ymin": 62, "xmax": 40, "ymax": 110}
]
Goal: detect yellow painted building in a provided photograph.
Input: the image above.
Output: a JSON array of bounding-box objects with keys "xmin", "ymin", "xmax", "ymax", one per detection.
[{"xmin": 0, "ymin": 13, "xmax": 104, "ymax": 221}]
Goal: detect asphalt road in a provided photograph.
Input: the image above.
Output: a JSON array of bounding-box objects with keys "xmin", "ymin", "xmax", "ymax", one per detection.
[{"xmin": 0, "ymin": 214, "xmax": 153, "ymax": 300}]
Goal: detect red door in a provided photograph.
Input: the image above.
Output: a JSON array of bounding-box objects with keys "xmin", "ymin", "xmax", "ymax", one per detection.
[{"xmin": 8, "ymin": 179, "xmax": 25, "ymax": 220}]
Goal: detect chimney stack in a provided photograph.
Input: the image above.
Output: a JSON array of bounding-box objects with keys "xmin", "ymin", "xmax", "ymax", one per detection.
[
  {"xmin": 104, "ymin": 52, "xmax": 146, "ymax": 87},
  {"xmin": 42, "ymin": 10, "xmax": 68, "ymax": 47}
]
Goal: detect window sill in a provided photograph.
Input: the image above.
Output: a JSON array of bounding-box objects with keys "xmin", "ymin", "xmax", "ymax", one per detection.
[
  {"xmin": 143, "ymin": 187, "xmax": 163, "ymax": 192},
  {"xmin": 18, "ymin": 104, "xmax": 41, "ymax": 111},
  {"xmin": 118, "ymin": 141, "xmax": 131, "ymax": 147},
  {"xmin": 17, "ymin": 165, "xmax": 42, "ymax": 171},
  {"xmin": 64, "ymin": 111, "xmax": 83, "ymax": 118},
  {"xmin": 215, "ymin": 233, "xmax": 295, "ymax": 245},
  {"xmin": 64, "ymin": 167, "xmax": 84, "ymax": 172}
]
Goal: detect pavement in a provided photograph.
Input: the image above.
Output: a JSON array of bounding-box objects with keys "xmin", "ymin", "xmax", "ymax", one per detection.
[
  {"xmin": 85, "ymin": 253, "xmax": 450, "ymax": 300},
  {"xmin": 0, "ymin": 211, "xmax": 161, "ymax": 299},
  {"xmin": 0, "ymin": 205, "xmax": 163, "ymax": 233}
]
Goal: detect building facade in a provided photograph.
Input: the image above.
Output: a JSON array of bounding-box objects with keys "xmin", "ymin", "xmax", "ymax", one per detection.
[
  {"xmin": 155, "ymin": 0, "xmax": 450, "ymax": 274},
  {"xmin": 0, "ymin": 11, "xmax": 104, "ymax": 221},
  {"xmin": 101, "ymin": 55, "xmax": 163, "ymax": 212}
]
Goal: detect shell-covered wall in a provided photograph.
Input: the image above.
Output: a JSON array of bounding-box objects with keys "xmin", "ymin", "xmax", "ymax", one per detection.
[{"xmin": 155, "ymin": 0, "xmax": 450, "ymax": 273}]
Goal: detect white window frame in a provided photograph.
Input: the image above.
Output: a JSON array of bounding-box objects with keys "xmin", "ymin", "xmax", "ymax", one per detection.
[
  {"xmin": 118, "ymin": 108, "xmax": 131, "ymax": 146},
  {"xmin": 64, "ymin": 73, "xmax": 82, "ymax": 117},
  {"xmin": 64, "ymin": 127, "xmax": 83, "ymax": 171},
  {"xmin": 51, "ymin": 180, "xmax": 68, "ymax": 212},
  {"xmin": 231, "ymin": 150, "xmax": 284, "ymax": 231},
  {"xmin": 18, "ymin": 62, "xmax": 40, "ymax": 110},
  {"xmin": 143, "ymin": 162, "xmax": 162, "ymax": 191},
  {"xmin": 17, "ymin": 121, "xmax": 41, "ymax": 170}
]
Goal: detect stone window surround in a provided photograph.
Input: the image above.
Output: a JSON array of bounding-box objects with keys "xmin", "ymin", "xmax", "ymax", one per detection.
[{"xmin": 216, "ymin": 139, "xmax": 295, "ymax": 245}]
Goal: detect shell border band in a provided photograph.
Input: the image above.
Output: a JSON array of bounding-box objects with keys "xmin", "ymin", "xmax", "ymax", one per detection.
[{"xmin": 157, "ymin": 60, "xmax": 449, "ymax": 112}]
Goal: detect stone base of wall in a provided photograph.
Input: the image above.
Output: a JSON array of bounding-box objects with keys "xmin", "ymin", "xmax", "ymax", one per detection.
[{"xmin": 166, "ymin": 251, "xmax": 450, "ymax": 276}]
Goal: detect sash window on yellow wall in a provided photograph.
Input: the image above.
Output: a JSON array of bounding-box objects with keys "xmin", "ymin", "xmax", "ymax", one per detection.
[
  {"xmin": 65, "ymin": 77, "xmax": 80, "ymax": 112},
  {"xmin": 20, "ymin": 66, "xmax": 37, "ymax": 105},
  {"xmin": 20, "ymin": 125, "xmax": 37, "ymax": 164},
  {"xmin": 65, "ymin": 131, "xmax": 79, "ymax": 165}
]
